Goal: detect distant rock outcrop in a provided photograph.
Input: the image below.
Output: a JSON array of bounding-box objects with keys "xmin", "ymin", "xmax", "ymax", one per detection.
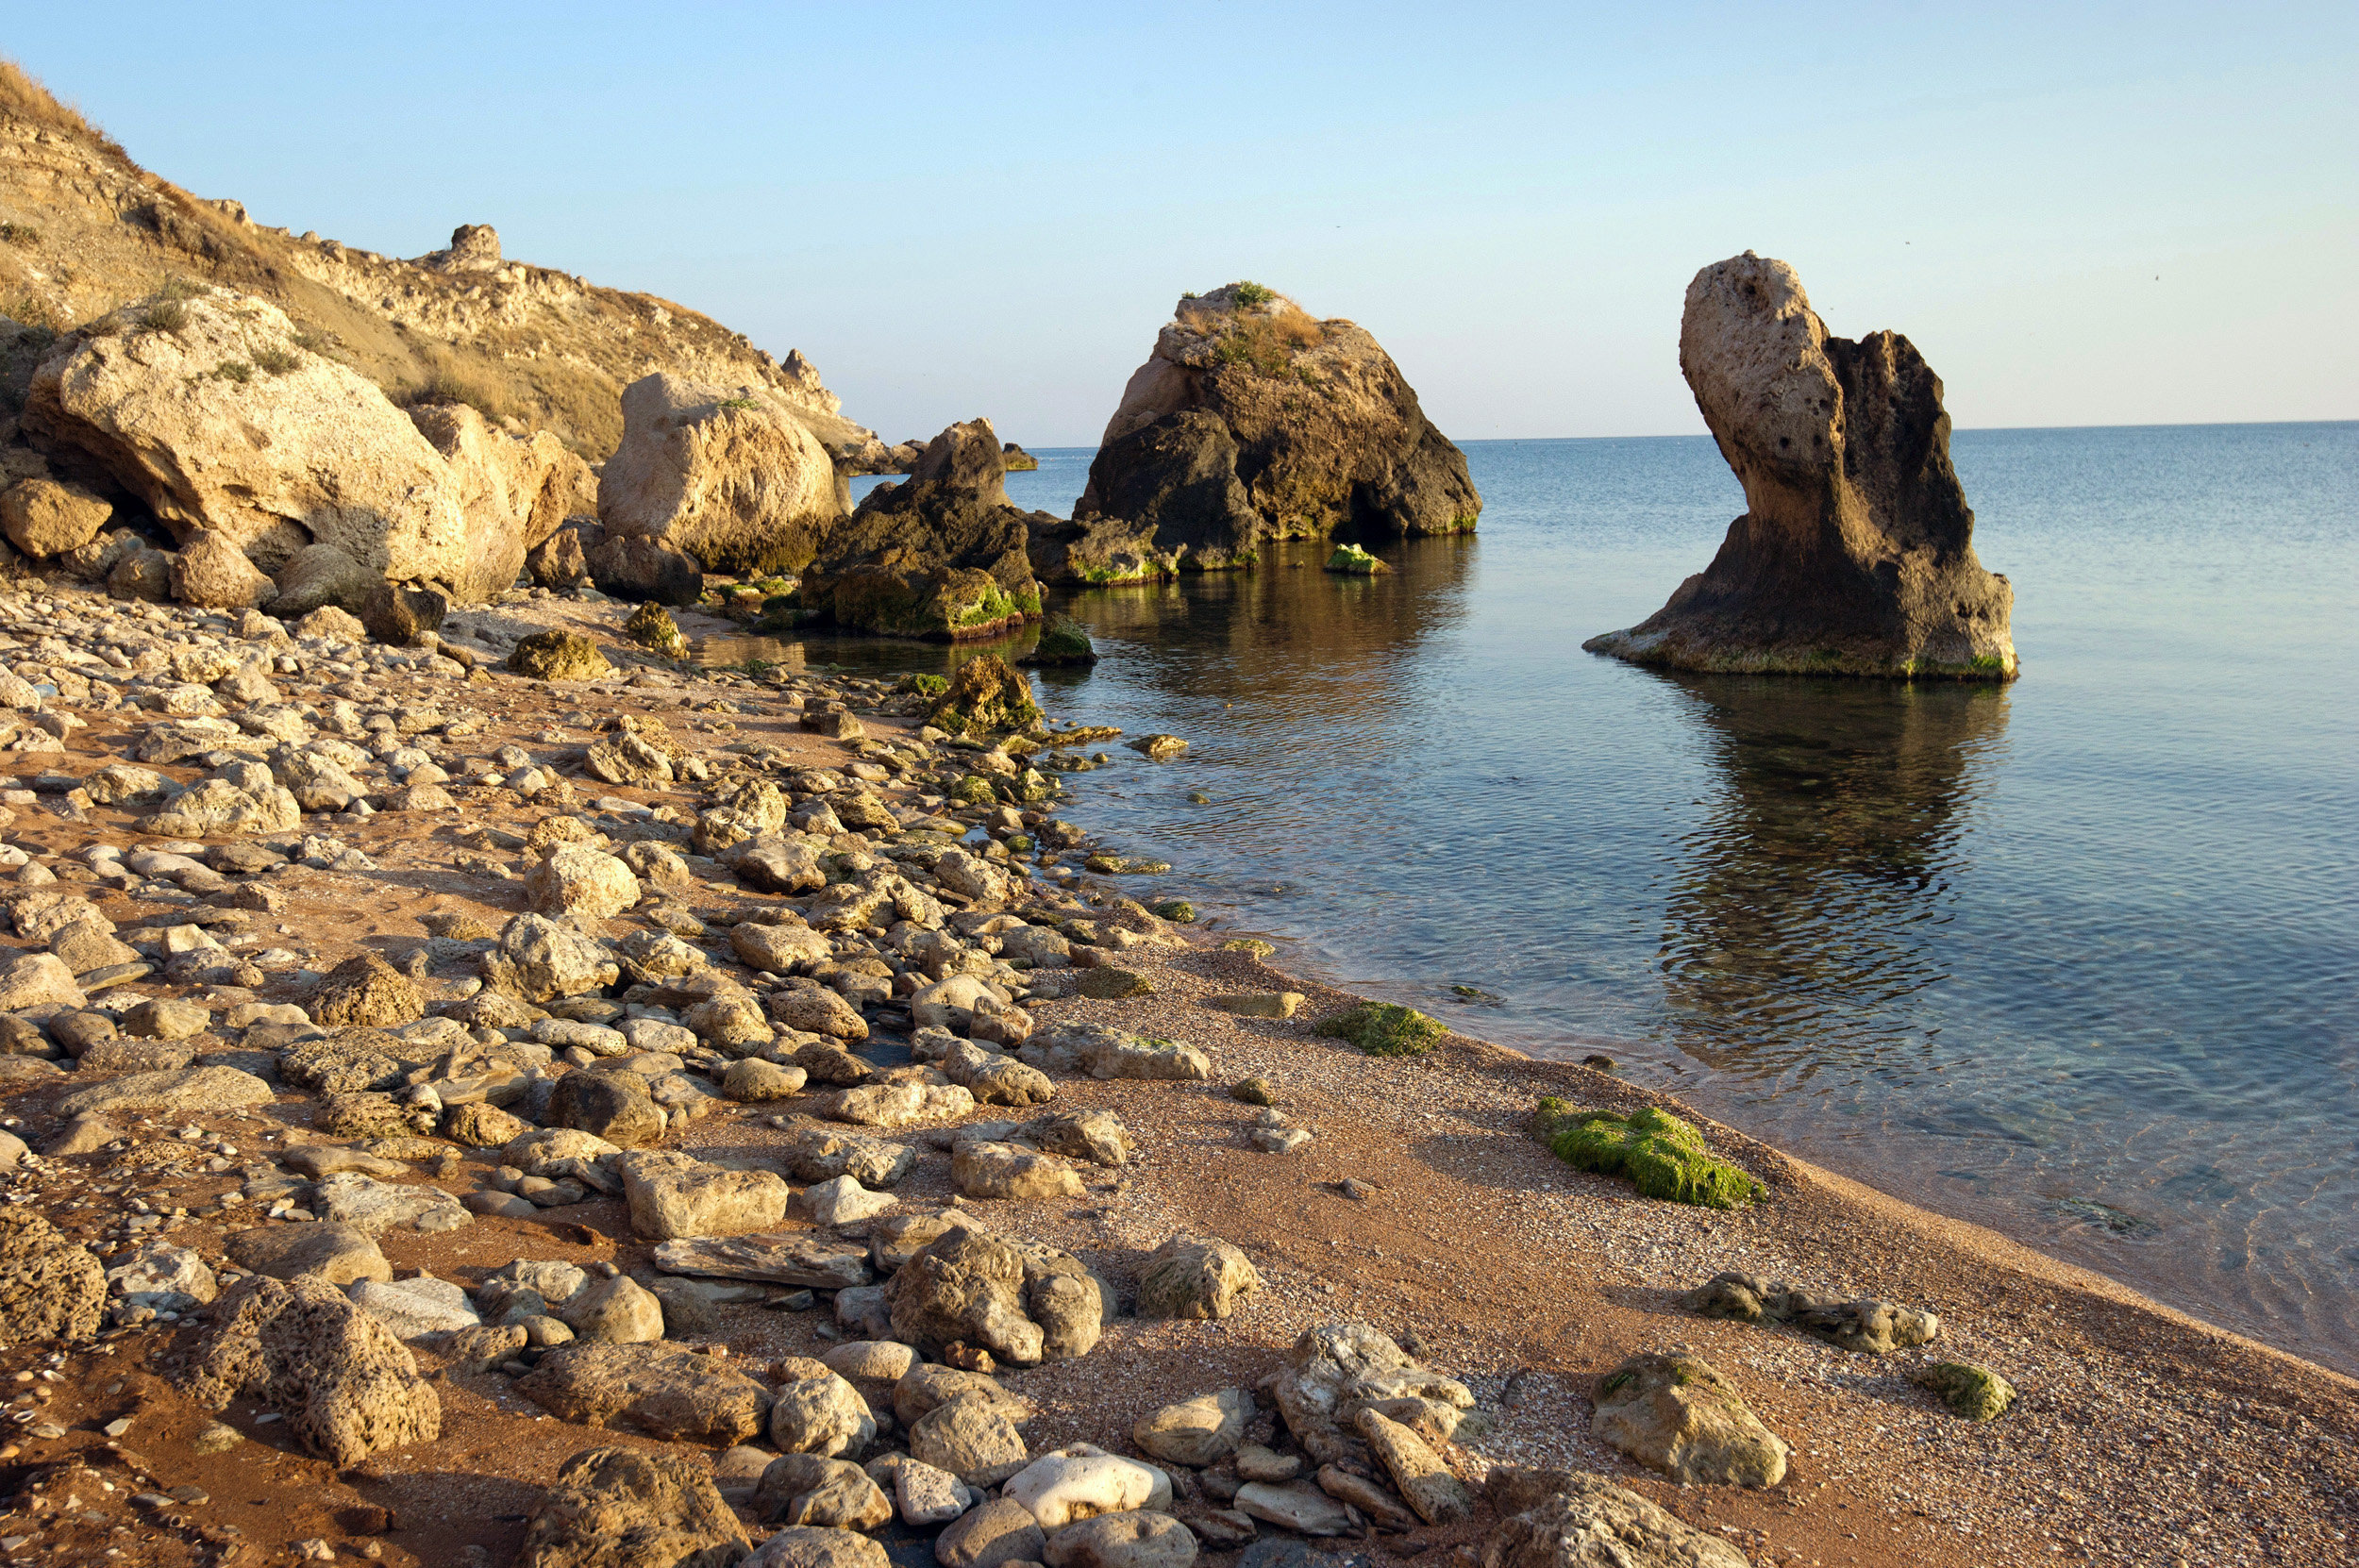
[
  {"xmin": 1584, "ymin": 254, "xmax": 2016, "ymax": 679},
  {"xmin": 596, "ymin": 373, "xmax": 845, "ymax": 577},
  {"xmin": 1056, "ymin": 283, "xmax": 1479, "ymax": 580},
  {"xmin": 802, "ymin": 420, "xmax": 1048, "ymax": 641}
]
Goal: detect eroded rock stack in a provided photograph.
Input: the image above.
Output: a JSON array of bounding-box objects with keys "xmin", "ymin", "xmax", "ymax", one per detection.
[
  {"xmin": 1045, "ymin": 283, "xmax": 1481, "ymax": 582},
  {"xmin": 1584, "ymin": 253, "xmax": 2017, "ymax": 679}
]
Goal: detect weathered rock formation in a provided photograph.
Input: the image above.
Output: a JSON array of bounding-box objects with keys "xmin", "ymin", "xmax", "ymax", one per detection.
[
  {"xmin": 1054, "ymin": 283, "xmax": 1479, "ymax": 580},
  {"xmin": 17, "ymin": 285, "xmax": 594, "ymax": 615},
  {"xmin": 802, "ymin": 421, "xmax": 1048, "ymax": 640},
  {"xmin": 1584, "ymin": 253, "xmax": 2016, "ymax": 679},
  {"xmin": 596, "ymin": 374, "xmax": 845, "ymax": 577}
]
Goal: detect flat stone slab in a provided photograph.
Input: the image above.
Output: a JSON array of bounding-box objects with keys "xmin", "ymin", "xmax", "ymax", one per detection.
[
  {"xmin": 652, "ymin": 1234, "xmax": 874, "ymax": 1289},
  {"xmin": 56, "ymin": 1066, "xmax": 274, "ymax": 1117}
]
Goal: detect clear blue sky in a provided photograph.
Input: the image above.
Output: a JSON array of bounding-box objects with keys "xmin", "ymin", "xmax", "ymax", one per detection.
[{"xmin": 13, "ymin": 3, "xmax": 2355, "ymax": 446}]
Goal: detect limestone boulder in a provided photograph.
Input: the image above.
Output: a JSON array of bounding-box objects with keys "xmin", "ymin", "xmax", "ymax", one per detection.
[
  {"xmin": 886, "ymin": 1226, "xmax": 1045, "ymax": 1366},
  {"xmin": 753, "ymin": 1453, "xmax": 893, "ymax": 1530},
  {"xmin": 1480, "ymin": 1468, "xmax": 1749, "ymax": 1568},
  {"xmin": 0, "ymin": 476, "xmax": 110, "ymax": 558},
  {"xmin": 270, "ymin": 542, "xmax": 382, "ymax": 618},
  {"xmin": 1134, "ymin": 1237, "xmax": 1259, "ymax": 1322},
  {"xmin": 747, "ymin": 1526, "xmax": 893, "ymax": 1568},
  {"xmin": 598, "ymin": 373, "xmax": 844, "ymax": 576},
  {"xmin": 548, "ymin": 1070, "xmax": 667, "ymax": 1148},
  {"xmin": 1004, "ymin": 1447, "xmax": 1172, "ymax": 1530},
  {"xmin": 25, "ymin": 288, "xmax": 474, "ymax": 587},
  {"xmin": 620, "ymin": 1150, "xmax": 790, "ymax": 1240},
  {"xmin": 176, "ymin": 1274, "xmax": 440, "ymax": 1467},
  {"xmin": 1132, "ymin": 1390, "xmax": 1251, "ymax": 1468},
  {"xmin": 0, "ymin": 1209, "xmax": 106, "ymax": 1346},
  {"xmin": 910, "ymin": 1396, "xmax": 1030, "ymax": 1488},
  {"xmin": 1043, "ymin": 1511, "xmax": 1197, "ymax": 1568},
  {"xmin": 589, "ymin": 534, "xmax": 706, "ymax": 606},
  {"xmin": 515, "ymin": 1445, "xmax": 751, "ymax": 1568},
  {"xmin": 410, "ymin": 401, "xmax": 594, "ymax": 601},
  {"xmin": 485, "ymin": 913, "xmax": 619, "ymax": 1001},
  {"xmin": 935, "ymin": 1496, "xmax": 1046, "ymax": 1568},
  {"xmin": 767, "ymin": 1358, "xmax": 878, "ymax": 1460},
  {"xmin": 171, "ymin": 530, "xmax": 276, "ymax": 608},
  {"xmin": 527, "ymin": 845, "xmax": 642, "ymax": 921},
  {"xmin": 517, "ymin": 1341, "xmax": 772, "ymax": 1443},
  {"xmin": 1270, "ymin": 1320, "xmax": 1473, "ymax": 1468},
  {"xmin": 1590, "ymin": 1352, "xmax": 1788, "ymax": 1488},
  {"xmin": 1584, "ymin": 253, "xmax": 2016, "ymax": 679}
]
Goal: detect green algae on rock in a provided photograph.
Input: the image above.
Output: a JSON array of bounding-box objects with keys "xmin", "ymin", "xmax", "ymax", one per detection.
[
  {"xmin": 624, "ymin": 601, "xmax": 687, "ymax": 657},
  {"xmin": 1150, "ymin": 899, "xmax": 1196, "ymax": 923},
  {"xmin": 508, "ymin": 628, "xmax": 611, "ymax": 682},
  {"xmin": 926, "ymin": 654, "xmax": 1041, "ymax": 738},
  {"xmin": 1324, "ymin": 542, "xmax": 1388, "ymax": 575},
  {"xmin": 1318, "ymin": 1001, "xmax": 1445, "ymax": 1058},
  {"xmin": 1532, "ymin": 1097, "xmax": 1762, "ymax": 1209},
  {"xmin": 1220, "ymin": 938, "xmax": 1275, "ymax": 959},
  {"xmin": 1017, "ymin": 613, "xmax": 1099, "ymax": 667},
  {"xmin": 1913, "ymin": 1361, "xmax": 2016, "ymax": 1421}
]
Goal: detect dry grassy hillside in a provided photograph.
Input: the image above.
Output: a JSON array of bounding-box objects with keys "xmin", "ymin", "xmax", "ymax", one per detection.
[{"xmin": 0, "ymin": 60, "xmax": 871, "ymax": 460}]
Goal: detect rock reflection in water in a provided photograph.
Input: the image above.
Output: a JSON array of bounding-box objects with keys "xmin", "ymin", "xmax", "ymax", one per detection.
[{"xmin": 1649, "ymin": 674, "xmax": 2011, "ymax": 1078}]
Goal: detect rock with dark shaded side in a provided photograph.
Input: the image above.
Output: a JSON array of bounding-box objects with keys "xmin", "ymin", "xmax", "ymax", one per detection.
[
  {"xmin": 1584, "ymin": 252, "xmax": 2016, "ymax": 679},
  {"xmin": 802, "ymin": 419, "xmax": 1048, "ymax": 639},
  {"xmin": 1055, "ymin": 283, "xmax": 1479, "ymax": 581}
]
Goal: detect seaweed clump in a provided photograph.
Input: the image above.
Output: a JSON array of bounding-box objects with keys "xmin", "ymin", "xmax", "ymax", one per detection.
[
  {"xmin": 1531, "ymin": 1097, "xmax": 1763, "ymax": 1209},
  {"xmin": 1318, "ymin": 1002, "xmax": 1445, "ymax": 1058}
]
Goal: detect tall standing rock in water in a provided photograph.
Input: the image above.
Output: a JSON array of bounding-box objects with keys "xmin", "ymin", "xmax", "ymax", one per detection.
[
  {"xmin": 1044, "ymin": 283, "xmax": 1480, "ymax": 581},
  {"xmin": 802, "ymin": 419, "xmax": 1049, "ymax": 640},
  {"xmin": 1585, "ymin": 254, "xmax": 2016, "ymax": 679}
]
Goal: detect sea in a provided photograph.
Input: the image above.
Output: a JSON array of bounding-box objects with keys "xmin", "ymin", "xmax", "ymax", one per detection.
[{"xmin": 711, "ymin": 423, "xmax": 2359, "ymax": 1376}]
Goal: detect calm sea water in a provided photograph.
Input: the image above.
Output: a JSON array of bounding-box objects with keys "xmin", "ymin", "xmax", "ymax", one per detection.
[{"xmin": 737, "ymin": 425, "xmax": 2359, "ymax": 1374}]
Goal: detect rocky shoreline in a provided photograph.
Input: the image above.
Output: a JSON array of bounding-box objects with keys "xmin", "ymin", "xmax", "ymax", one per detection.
[{"xmin": 0, "ymin": 582, "xmax": 2340, "ymax": 1568}]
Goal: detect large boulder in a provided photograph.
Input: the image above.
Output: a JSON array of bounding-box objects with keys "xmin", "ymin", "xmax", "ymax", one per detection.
[
  {"xmin": 176, "ymin": 1274, "xmax": 440, "ymax": 1467},
  {"xmin": 25, "ymin": 287, "xmax": 468, "ymax": 585},
  {"xmin": 516, "ymin": 1445, "xmax": 752, "ymax": 1568},
  {"xmin": 886, "ymin": 1225, "xmax": 1046, "ymax": 1366},
  {"xmin": 1068, "ymin": 284, "xmax": 1480, "ymax": 575},
  {"xmin": 410, "ymin": 401, "xmax": 594, "ymax": 601},
  {"xmin": 1584, "ymin": 253, "xmax": 2016, "ymax": 679},
  {"xmin": 598, "ymin": 373, "xmax": 844, "ymax": 575},
  {"xmin": 802, "ymin": 420, "xmax": 1047, "ymax": 640}
]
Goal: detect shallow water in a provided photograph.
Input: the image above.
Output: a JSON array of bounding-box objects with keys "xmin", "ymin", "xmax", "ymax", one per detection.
[{"xmin": 717, "ymin": 425, "xmax": 2359, "ymax": 1375}]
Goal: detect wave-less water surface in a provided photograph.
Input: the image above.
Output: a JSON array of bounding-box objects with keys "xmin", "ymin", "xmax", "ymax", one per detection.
[{"xmin": 720, "ymin": 425, "xmax": 2359, "ymax": 1374}]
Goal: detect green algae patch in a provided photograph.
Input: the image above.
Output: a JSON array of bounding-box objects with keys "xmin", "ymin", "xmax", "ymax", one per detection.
[
  {"xmin": 1222, "ymin": 938, "xmax": 1275, "ymax": 959},
  {"xmin": 897, "ymin": 673, "xmax": 950, "ymax": 699},
  {"xmin": 1019, "ymin": 613, "xmax": 1100, "ymax": 667},
  {"xmin": 625, "ymin": 601, "xmax": 687, "ymax": 657},
  {"xmin": 1531, "ymin": 1097, "xmax": 1763, "ymax": 1209},
  {"xmin": 1324, "ymin": 542, "xmax": 1388, "ymax": 575},
  {"xmin": 1318, "ymin": 1001, "xmax": 1445, "ymax": 1058},
  {"xmin": 1151, "ymin": 899, "xmax": 1196, "ymax": 924},
  {"xmin": 1913, "ymin": 1361, "xmax": 2016, "ymax": 1421}
]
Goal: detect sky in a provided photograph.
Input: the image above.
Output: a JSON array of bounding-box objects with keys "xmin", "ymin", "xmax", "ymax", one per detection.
[{"xmin": 10, "ymin": 2, "xmax": 2355, "ymax": 446}]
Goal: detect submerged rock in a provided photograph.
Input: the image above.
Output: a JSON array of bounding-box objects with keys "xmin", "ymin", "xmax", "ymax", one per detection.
[
  {"xmin": 1063, "ymin": 283, "xmax": 1480, "ymax": 577},
  {"xmin": 1584, "ymin": 252, "xmax": 2016, "ymax": 679}
]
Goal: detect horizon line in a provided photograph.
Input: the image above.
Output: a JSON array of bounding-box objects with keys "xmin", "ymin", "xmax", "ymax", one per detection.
[{"xmin": 999, "ymin": 416, "xmax": 2358, "ymax": 451}]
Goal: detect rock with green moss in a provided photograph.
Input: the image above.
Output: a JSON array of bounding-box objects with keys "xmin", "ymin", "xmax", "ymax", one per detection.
[
  {"xmin": 1231, "ymin": 1077, "xmax": 1274, "ymax": 1107},
  {"xmin": 1127, "ymin": 733, "xmax": 1187, "ymax": 761},
  {"xmin": 1079, "ymin": 967, "xmax": 1153, "ymax": 1000},
  {"xmin": 625, "ymin": 601, "xmax": 688, "ymax": 656},
  {"xmin": 1221, "ymin": 938, "xmax": 1275, "ymax": 959},
  {"xmin": 1317, "ymin": 1002, "xmax": 1444, "ymax": 1058},
  {"xmin": 896, "ymin": 673, "xmax": 950, "ymax": 698},
  {"xmin": 508, "ymin": 629, "xmax": 612, "ymax": 682},
  {"xmin": 1018, "ymin": 613, "xmax": 1099, "ymax": 667},
  {"xmin": 1531, "ymin": 1098, "xmax": 1762, "ymax": 1209},
  {"xmin": 1913, "ymin": 1361, "xmax": 2015, "ymax": 1421},
  {"xmin": 1324, "ymin": 542, "xmax": 1388, "ymax": 575},
  {"xmin": 927, "ymin": 654, "xmax": 1042, "ymax": 738},
  {"xmin": 1686, "ymin": 1270, "xmax": 1937, "ymax": 1353},
  {"xmin": 1085, "ymin": 855, "xmax": 1171, "ymax": 876},
  {"xmin": 1592, "ymin": 1352, "xmax": 1789, "ymax": 1488},
  {"xmin": 802, "ymin": 419, "xmax": 1049, "ymax": 640},
  {"xmin": 1150, "ymin": 899, "xmax": 1196, "ymax": 923}
]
